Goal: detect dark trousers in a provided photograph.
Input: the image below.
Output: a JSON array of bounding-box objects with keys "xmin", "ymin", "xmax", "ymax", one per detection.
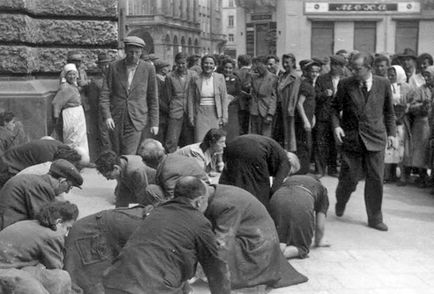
[
  {"xmin": 336, "ymin": 147, "xmax": 385, "ymax": 224},
  {"xmin": 272, "ymin": 102, "xmax": 284, "ymax": 146},
  {"xmin": 110, "ymin": 114, "xmax": 142, "ymax": 155},
  {"xmin": 314, "ymin": 121, "xmax": 337, "ymax": 175},
  {"xmin": 238, "ymin": 109, "xmax": 250, "ymax": 136},
  {"xmin": 165, "ymin": 114, "xmax": 194, "ymax": 153},
  {"xmin": 250, "ymin": 115, "xmax": 272, "ymax": 137}
]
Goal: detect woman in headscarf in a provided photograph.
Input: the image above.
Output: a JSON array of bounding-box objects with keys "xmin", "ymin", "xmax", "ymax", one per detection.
[
  {"xmin": 187, "ymin": 55, "xmax": 229, "ymax": 142},
  {"xmin": 384, "ymin": 65, "xmax": 412, "ymax": 185},
  {"xmin": 405, "ymin": 65, "xmax": 434, "ymax": 187},
  {"xmin": 52, "ymin": 63, "xmax": 90, "ymax": 164}
]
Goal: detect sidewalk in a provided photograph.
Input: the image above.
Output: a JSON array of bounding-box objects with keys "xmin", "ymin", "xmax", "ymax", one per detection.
[{"xmin": 65, "ymin": 169, "xmax": 434, "ymax": 294}]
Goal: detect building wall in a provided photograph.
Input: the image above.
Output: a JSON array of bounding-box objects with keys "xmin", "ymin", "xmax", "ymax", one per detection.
[{"xmin": 222, "ymin": 0, "xmax": 237, "ymax": 58}]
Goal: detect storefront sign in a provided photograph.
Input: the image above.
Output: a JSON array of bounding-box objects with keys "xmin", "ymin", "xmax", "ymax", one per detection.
[
  {"xmin": 305, "ymin": 2, "xmax": 420, "ymax": 13},
  {"xmin": 251, "ymin": 14, "xmax": 272, "ymax": 21}
]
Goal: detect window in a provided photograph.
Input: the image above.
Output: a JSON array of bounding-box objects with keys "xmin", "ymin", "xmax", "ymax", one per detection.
[
  {"xmin": 228, "ymin": 15, "xmax": 234, "ymax": 27},
  {"xmin": 229, "ymin": 0, "xmax": 234, "ymax": 7},
  {"xmin": 228, "ymin": 34, "xmax": 234, "ymax": 42},
  {"xmin": 311, "ymin": 22, "xmax": 334, "ymax": 57},
  {"xmin": 354, "ymin": 22, "xmax": 376, "ymax": 53},
  {"xmin": 395, "ymin": 21, "xmax": 418, "ymax": 54}
]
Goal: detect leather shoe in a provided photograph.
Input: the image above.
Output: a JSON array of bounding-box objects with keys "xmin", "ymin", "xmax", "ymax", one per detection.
[
  {"xmin": 368, "ymin": 222, "xmax": 388, "ymax": 231},
  {"xmin": 335, "ymin": 203, "xmax": 345, "ymax": 217}
]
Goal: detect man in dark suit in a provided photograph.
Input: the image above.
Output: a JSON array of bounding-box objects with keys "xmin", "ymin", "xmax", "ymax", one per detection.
[
  {"xmin": 314, "ymin": 55, "xmax": 346, "ymax": 177},
  {"xmin": 331, "ymin": 52, "xmax": 396, "ymax": 231},
  {"xmin": 249, "ymin": 56, "xmax": 278, "ymax": 137},
  {"xmin": 100, "ymin": 36, "xmax": 159, "ymax": 155},
  {"xmin": 234, "ymin": 54, "xmax": 252, "ymax": 135}
]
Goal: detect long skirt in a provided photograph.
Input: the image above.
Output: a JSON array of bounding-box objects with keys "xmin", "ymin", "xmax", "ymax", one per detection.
[
  {"xmin": 62, "ymin": 106, "xmax": 89, "ymax": 163},
  {"xmin": 194, "ymin": 105, "xmax": 220, "ymax": 142},
  {"xmin": 408, "ymin": 116, "xmax": 430, "ymax": 168}
]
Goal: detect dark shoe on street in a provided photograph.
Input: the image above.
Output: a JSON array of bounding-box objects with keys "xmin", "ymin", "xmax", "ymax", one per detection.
[
  {"xmin": 368, "ymin": 222, "xmax": 388, "ymax": 231},
  {"xmin": 335, "ymin": 203, "xmax": 345, "ymax": 217}
]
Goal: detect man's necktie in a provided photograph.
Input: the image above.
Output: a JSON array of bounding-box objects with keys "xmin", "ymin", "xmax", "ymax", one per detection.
[{"xmin": 361, "ymin": 81, "xmax": 368, "ymax": 102}]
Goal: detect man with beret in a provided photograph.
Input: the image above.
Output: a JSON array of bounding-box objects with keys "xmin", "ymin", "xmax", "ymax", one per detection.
[
  {"xmin": 100, "ymin": 36, "xmax": 159, "ymax": 155},
  {"xmin": 314, "ymin": 55, "xmax": 346, "ymax": 177},
  {"xmin": 0, "ymin": 159, "xmax": 83, "ymax": 230}
]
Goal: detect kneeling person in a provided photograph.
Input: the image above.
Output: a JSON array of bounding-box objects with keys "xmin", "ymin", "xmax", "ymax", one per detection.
[{"xmin": 103, "ymin": 177, "xmax": 231, "ymax": 294}]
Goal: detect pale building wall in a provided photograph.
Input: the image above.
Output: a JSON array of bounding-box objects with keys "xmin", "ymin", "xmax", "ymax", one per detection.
[
  {"xmin": 419, "ymin": 20, "xmax": 434, "ymax": 54},
  {"xmin": 334, "ymin": 22, "xmax": 354, "ymax": 53}
]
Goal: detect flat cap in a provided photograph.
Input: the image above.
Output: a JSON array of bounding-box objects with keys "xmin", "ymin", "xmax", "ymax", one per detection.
[
  {"xmin": 303, "ymin": 60, "xmax": 322, "ymax": 70},
  {"xmin": 299, "ymin": 59, "xmax": 312, "ymax": 70},
  {"xmin": 49, "ymin": 159, "xmax": 83, "ymax": 188},
  {"xmin": 330, "ymin": 55, "xmax": 347, "ymax": 66},
  {"xmin": 124, "ymin": 36, "xmax": 145, "ymax": 48},
  {"xmin": 154, "ymin": 60, "xmax": 170, "ymax": 71},
  {"xmin": 148, "ymin": 54, "xmax": 159, "ymax": 61}
]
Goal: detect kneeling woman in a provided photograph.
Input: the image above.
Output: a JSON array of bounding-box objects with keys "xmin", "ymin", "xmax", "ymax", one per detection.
[
  {"xmin": 0, "ymin": 201, "xmax": 79, "ymax": 294},
  {"xmin": 52, "ymin": 63, "xmax": 90, "ymax": 164},
  {"xmin": 270, "ymin": 153, "xmax": 330, "ymax": 259}
]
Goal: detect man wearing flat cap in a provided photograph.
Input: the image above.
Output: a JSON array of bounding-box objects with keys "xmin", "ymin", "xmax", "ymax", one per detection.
[
  {"xmin": 100, "ymin": 36, "xmax": 159, "ymax": 155},
  {"xmin": 314, "ymin": 55, "xmax": 346, "ymax": 177},
  {"xmin": 0, "ymin": 159, "xmax": 83, "ymax": 230}
]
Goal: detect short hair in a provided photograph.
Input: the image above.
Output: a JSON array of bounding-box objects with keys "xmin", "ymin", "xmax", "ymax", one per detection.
[
  {"xmin": 53, "ymin": 145, "xmax": 82, "ymax": 165},
  {"xmin": 0, "ymin": 111, "xmax": 14, "ymax": 126},
  {"xmin": 417, "ymin": 53, "xmax": 434, "ymax": 67},
  {"xmin": 187, "ymin": 55, "xmax": 201, "ymax": 68},
  {"xmin": 174, "ymin": 176, "xmax": 206, "ymax": 200},
  {"xmin": 351, "ymin": 52, "xmax": 374, "ymax": 69},
  {"xmin": 95, "ymin": 150, "xmax": 120, "ymax": 174},
  {"xmin": 252, "ymin": 56, "xmax": 267, "ymax": 65},
  {"xmin": 282, "ymin": 53, "xmax": 296, "ymax": 63},
  {"xmin": 266, "ymin": 55, "xmax": 279, "ymax": 63},
  {"xmin": 374, "ymin": 54, "xmax": 390, "ymax": 66},
  {"xmin": 200, "ymin": 128, "xmax": 226, "ymax": 151},
  {"xmin": 138, "ymin": 139, "xmax": 165, "ymax": 168},
  {"xmin": 175, "ymin": 52, "xmax": 188, "ymax": 62},
  {"xmin": 237, "ymin": 54, "xmax": 252, "ymax": 67},
  {"xmin": 336, "ymin": 49, "xmax": 348, "ymax": 55},
  {"xmin": 201, "ymin": 55, "xmax": 217, "ymax": 66},
  {"xmin": 221, "ymin": 58, "xmax": 235, "ymax": 68},
  {"xmin": 36, "ymin": 201, "xmax": 79, "ymax": 231}
]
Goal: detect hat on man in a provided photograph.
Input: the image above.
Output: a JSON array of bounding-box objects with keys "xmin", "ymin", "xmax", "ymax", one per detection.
[
  {"xmin": 124, "ymin": 36, "xmax": 145, "ymax": 48},
  {"xmin": 398, "ymin": 48, "xmax": 417, "ymax": 60},
  {"xmin": 97, "ymin": 52, "xmax": 111, "ymax": 64},
  {"xmin": 303, "ymin": 60, "xmax": 322, "ymax": 70},
  {"xmin": 148, "ymin": 54, "xmax": 159, "ymax": 61},
  {"xmin": 67, "ymin": 51, "xmax": 83, "ymax": 62},
  {"xmin": 299, "ymin": 59, "xmax": 312, "ymax": 70},
  {"xmin": 330, "ymin": 55, "xmax": 347, "ymax": 66},
  {"xmin": 154, "ymin": 60, "xmax": 170, "ymax": 72},
  {"xmin": 63, "ymin": 63, "xmax": 78, "ymax": 73},
  {"xmin": 311, "ymin": 57, "xmax": 326, "ymax": 65},
  {"xmin": 49, "ymin": 159, "xmax": 83, "ymax": 188}
]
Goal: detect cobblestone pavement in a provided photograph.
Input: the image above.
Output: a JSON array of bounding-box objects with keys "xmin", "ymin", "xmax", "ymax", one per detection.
[{"xmin": 66, "ymin": 169, "xmax": 434, "ymax": 294}]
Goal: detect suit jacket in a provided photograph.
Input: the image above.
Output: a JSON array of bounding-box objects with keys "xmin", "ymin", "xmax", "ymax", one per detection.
[
  {"xmin": 234, "ymin": 67, "xmax": 252, "ymax": 111},
  {"xmin": 100, "ymin": 59, "xmax": 159, "ymax": 131},
  {"xmin": 249, "ymin": 72, "xmax": 278, "ymax": 117},
  {"xmin": 331, "ymin": 75, "xmax": 396, "ymax": 152},
  {"xmin": 315, "ymin": 73, "xmax": 338, "ymax": 122},
  {"xmin": 187, "ymin": 72, "xmax": 228, "ymax": 126},
  {"xmin": 165, "ymin": 70, "xmax": 197, "ymax": 120}
]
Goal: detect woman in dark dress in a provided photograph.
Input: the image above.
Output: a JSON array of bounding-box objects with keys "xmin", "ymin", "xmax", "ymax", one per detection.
[
  {"xmin": 222, "ymin": 58, "xmax": 241, "ymax": 141},
  {"xmin": 270, "ymin": 154, "xmax": 329, "ymax": 259},
  {"xmin": 295, "ymin": 61, "xmax": 321, "ymax": 174}
]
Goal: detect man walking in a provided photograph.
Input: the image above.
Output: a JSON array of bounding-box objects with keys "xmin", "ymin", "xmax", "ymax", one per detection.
[
  {"xmin": 331, "ymin": 52, "xmax": 396, "ymax": 231},
  {"xmin": 100, "ymin": 36, "xmax": 159, "ymax": 155}
]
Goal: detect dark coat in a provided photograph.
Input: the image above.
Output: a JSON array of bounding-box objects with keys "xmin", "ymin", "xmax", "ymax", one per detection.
[
  {"xmin": 0, "ymin": 139, "xmax": 63, "ymax": 174},
  {"xmin": 331, "ymin": 75, "xmax": 396, "ymax": 152},
  {"xmin": 64, "ymin": 206, "xmax": 147, "ymax": 294},
  {"xmin": 165, "ymin": 70, "xmax": 197, "ymax": 119},
  {"xmin": 249, "ymin": 72, "xmax": 278, "ymax": 117},
  {"xmin": 315, "ymin": 73, "xmax": 336, "ymax": 122},
  {"xmin": 206, "ymin": 184, "xmax": 308, "ymax": 289},
  {"xmin": 219, "ymin": 134, "xmax": 290, "ymax": 209},
  {"xmin": 0, "ymin": 174, "xmax": 56, "ymax": 230},
  {"xmin": 100, "ymin": 59, "xmax": 159, "ymax": 130},
  {"xmin": 233, "ymin": 67, "xmax": 252, "ymax": 111},
  {"xmin": 103, "ymin": 197, "xmax": 231, "ymax": 294},
  {"xmin": 0, "ymin": 220, "xmax": 64, "ymax": 269}
]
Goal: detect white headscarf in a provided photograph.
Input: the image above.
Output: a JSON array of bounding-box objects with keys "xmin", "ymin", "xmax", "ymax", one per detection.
[
  {"xmin": 64, "ymin": 63, "xmax": 78, "ymax": 73},
  {"xmin": 390, "ymin": 65, "xmax": 407, "ymax": 104},
  {"xmin": 392, "ymin": 65, "xmax": 406, "ymax": 85}
]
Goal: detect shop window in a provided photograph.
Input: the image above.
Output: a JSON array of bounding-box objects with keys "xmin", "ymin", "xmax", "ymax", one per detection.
[
  {"xmin": 311, "ymin": 22, "xmax": 334, "ymax": 57},
  {"xmin": 395, "ymin": 21, "xmax": 418, "ymax": 54},
  {"xmin": 354, "ymin": 22, "xmax": 376, "ymax": 53}
]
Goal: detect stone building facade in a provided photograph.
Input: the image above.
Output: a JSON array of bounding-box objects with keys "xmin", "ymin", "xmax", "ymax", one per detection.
[
  {"xmin": 236, "ymin": 0, "xmax": 434, "ymax": 61},
  {"xmin": 222, "ymin": 0, "xmax": 238, "ymax": 58}
]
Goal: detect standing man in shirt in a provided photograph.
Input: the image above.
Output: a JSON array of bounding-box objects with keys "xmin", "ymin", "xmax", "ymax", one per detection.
[
  {"xmin": 164, "ymin": 52, "xmax": 197, "ymax": 152},
  {"xmin": 100, "ymin": 36, "xmax": 159, "ymax": 155},
  {"xmin": 314, "ymin": 55, "xmax": 346, "ymax": 177},
  {"xmin": 331, "ymin": 52, "xmax": 396, "ymax": 231}
]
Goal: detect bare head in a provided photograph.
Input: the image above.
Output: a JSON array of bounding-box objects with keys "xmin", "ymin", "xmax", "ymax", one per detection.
[{"xmin": 138, "ymin": 139, "xmax": 166, "ymax": 169}]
